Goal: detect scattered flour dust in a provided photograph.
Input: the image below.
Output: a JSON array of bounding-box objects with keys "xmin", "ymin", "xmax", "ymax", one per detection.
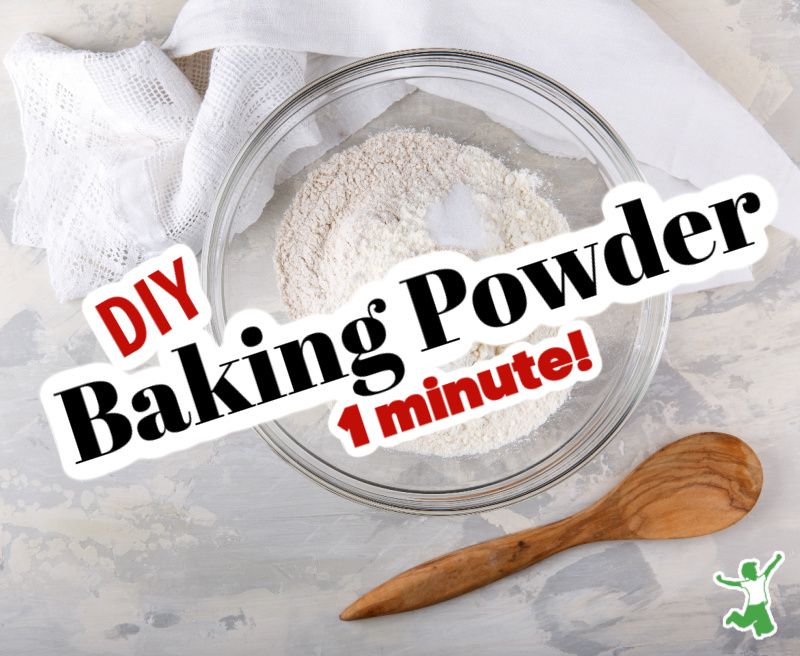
[{"xmin": 275, "ymin": 130, "xmax": 570, "ymax": 456}]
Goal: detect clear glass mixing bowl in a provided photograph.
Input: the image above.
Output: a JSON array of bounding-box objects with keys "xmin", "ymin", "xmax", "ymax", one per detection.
[{"xmin": 202, "ymin": 49, "xmax": 670, "ymax": 514}]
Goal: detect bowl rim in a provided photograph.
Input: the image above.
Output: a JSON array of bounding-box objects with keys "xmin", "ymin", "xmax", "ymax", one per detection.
[{"xmin": 201, "ymin": 48, "xmax": 671, "ymax": 515}]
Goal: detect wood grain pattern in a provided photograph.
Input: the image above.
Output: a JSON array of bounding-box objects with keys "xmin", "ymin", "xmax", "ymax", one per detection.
[{"xmin": 340, "ymin": 432, "xmax": 762, "ymax": 620}]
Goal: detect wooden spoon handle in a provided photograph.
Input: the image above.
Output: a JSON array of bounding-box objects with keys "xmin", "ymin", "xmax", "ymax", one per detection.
[{"xmin": 340, "ymin": 513, "xmax": 601, "ymax": 620}]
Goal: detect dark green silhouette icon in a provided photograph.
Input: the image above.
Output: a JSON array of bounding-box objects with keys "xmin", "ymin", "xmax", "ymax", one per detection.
[{"xmin": 714, "ymin": 551, "xmax": 784, "ymax": 639}]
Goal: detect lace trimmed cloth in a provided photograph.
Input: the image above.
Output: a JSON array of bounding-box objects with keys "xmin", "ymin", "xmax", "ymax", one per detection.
[
  {"xmin": 5, "ymin": 0, "xmax": 800, "ymax": 301},
  {"xmin": 5, "ymin": 34, "xmax": 306, "ymax": 300}
]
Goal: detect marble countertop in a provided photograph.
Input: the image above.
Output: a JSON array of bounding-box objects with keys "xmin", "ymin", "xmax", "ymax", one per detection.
[{"xmin": 1, "ymin": 1, "xmax": 799, "ymax": 654}]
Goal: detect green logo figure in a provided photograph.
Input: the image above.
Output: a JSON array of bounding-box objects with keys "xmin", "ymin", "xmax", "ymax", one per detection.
[{"xmin": 714, "ymin": 551, "xmax": 784, "ymax": 639}]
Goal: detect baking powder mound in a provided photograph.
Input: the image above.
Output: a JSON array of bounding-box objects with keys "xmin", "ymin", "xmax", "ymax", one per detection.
[{"xmin": 275, "ymin": 130, "xmax": 570, "ymax": 456}]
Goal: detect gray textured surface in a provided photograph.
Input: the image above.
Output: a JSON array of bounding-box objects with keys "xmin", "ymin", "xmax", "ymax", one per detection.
[{"xmin": 1, "ymin": 1, "xmax": 800, "ymax": 654}]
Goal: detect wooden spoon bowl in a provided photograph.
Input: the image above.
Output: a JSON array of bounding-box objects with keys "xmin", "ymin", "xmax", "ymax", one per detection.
[{"xmin": 340, "ymin": 432, "xmax": 762, "ymax": 620}]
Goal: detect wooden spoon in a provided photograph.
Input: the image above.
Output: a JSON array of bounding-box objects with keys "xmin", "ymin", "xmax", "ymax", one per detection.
[{"xmin": 340, "ymin": 432, "xmax": 762, "ymax": 621}]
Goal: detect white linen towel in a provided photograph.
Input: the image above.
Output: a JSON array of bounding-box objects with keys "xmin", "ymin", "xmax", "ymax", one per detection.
[{"xmin": 5, "ymin": 0, "xmax": 799, "ymax": 300}]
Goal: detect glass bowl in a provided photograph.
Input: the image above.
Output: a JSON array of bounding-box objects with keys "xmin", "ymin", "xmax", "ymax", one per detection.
[{"xmin": 202, "ymin": 49, "xmax": 670, "ymax": 514}]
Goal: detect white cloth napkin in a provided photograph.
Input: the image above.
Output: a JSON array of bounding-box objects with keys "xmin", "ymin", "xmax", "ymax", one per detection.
[{"xmin": 5, "ymin": 0, "xmax": 799, "ymax": 301}]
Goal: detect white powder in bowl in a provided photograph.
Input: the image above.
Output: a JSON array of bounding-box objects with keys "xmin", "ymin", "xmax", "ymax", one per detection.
[
  {"xmin": 424, "ymin": 183, "xmax": 489, "ymax": 250},
  {"xmin": 275, "ymin": 130, "xmax": 570, "ymax": 456}
]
